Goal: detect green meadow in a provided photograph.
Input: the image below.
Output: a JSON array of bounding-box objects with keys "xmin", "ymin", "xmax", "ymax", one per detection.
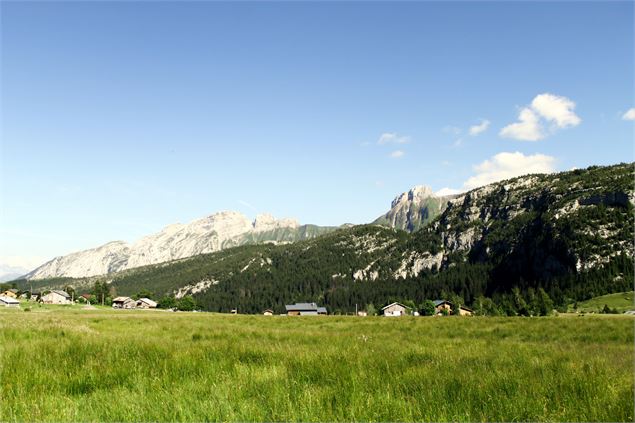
[
  {"xmin": 1, "ymin": 307, "xmax": 633, "ymax": 422},
  {"xmin": 573, "ymin": 291, "xmax": 635, "ymax": 313}
]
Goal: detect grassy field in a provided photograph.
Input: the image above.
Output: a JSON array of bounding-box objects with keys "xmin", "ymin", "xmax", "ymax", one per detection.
[
  {"xmin": 1, "ymin": 307, "xmax": 633, "ymax": 422},
  {"xmin": 573, "ymin": 291, "xmax": 635, "ymax": 313}
]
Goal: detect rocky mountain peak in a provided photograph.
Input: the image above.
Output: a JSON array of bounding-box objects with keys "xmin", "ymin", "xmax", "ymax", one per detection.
[
  {"xmin": 391, "ymin": 185, "xmax": 435, "ymax": 208},
  {"xmin": 253, "ymin": 213, "xmax": 300, "ymax": 231}
]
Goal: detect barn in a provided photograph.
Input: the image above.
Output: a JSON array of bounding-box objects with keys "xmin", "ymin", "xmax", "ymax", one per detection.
[
  {"xmin": 112, "ymin": 297, "xmax": 136, "ymax": 309},
  {"xmin": 136, "ymin": 298, "xmax": 158, "ymax": 309}
]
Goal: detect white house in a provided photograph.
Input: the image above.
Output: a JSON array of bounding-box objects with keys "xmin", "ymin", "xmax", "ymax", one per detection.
[
  {"xmin": 0, "ymin": 295, "xmax": 20, "ymax": 307},
  {"xmin": 381, "ymin": 302, "xmax": 411, "ymax": 317},
  {"xmin": 41, "ymin": 290, "xmax": 72, "ymax": 305}
]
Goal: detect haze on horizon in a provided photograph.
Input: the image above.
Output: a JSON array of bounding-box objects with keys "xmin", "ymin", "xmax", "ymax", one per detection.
[{"xmin": 1, "ymin": 1, "xmax": 633, "ymax": 272}]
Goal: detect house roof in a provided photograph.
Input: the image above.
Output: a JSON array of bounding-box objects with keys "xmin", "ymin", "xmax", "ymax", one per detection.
[
  {"xmin": 285, "ymin": 302, "xmax": 318, "ymax": 311},
  {"xmin": 433, "ymin": 299, "xmax": 452, "ymax": 307},
  {"xmin": 381, "ymin": 302, "xmax": 411, "ymax": 311},
  {"xmin": 50, "ymin": 290, "xmax": 70, "ymax": 298},
  {"xmin": 112, "ymin": 296, "xmax": 133, "ymax": 302},
  {"xmin": 138, "ymin": 298, "xmax": 157, "ymax": 307},
  {"xmin": 0, "ymin": 296, "xmax": 20, "ymax": 304},
  {"xmin": 317, "ymin": 307, "xmax": 327, "ymax": 314}
]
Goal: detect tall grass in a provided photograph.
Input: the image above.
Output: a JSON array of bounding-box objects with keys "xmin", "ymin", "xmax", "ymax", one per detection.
[{"xmin": 1, "ymin": 308, "xmax": 633, "ymax": 422}]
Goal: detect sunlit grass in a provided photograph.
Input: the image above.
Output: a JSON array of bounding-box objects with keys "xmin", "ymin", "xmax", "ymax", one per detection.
[{"xmin": 1, "ymin": 308, "xmax": 633, "ymax": 422}]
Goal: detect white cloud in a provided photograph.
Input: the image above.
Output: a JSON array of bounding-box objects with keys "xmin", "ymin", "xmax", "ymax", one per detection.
[
  {"xmin": 469, "ymin": 119, "xmax": 490, "ymax": 136},
  {"xmin": 377, "ymin": 132, "xmax": 411, "ymax": 145},
  {"xmin": 531, "ymin": 93, "xmax": 581, "ymax": 128},
  {"xmin": 622, "ymin": 108, "xmax": 635, "ymax": 121},
  {"xmin": 389, "ymin": 150, "xmax": 405, "ymax": 159},
  {"xmin": 435, "ymin": 187, "xmax": 462, "ymax": 197},
  {"xmin": 500, "ymin": 107, "xmax": 544, "ymax": 141},
  {"xmin": 463, "ymin": 152, "xmax": 556, "ymax": 190},
  {"xmin": 500, "ymin": 93, "xmax": 581, "ymax": 141}
]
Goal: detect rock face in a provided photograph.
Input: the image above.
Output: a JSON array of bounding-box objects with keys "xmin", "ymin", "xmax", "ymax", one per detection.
[
  {"xmin": 26, "ymin": 212, "xmax": 329, "ymax": 279},
  {"xmin": 373, "ymin": 185, "xmax": 457, "ymax": 232}
]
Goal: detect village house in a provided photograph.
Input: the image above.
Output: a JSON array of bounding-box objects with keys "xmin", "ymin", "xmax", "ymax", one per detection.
[
  {"xmin": 263, "ymin": 309, "xmax": 274, "ymax": 316},
  {"xmin": 433, "ymin": 300, "xmax": 473, "ymax": 316},
  {"xmin": 41, "ymin": 290, "xmax": 72, "ymax": 305},
  {"xmin": 381, "ymin": 302, "xmax": 411, "ymax": 317},
  {"xmin": 112, "ymin": 296, "xmax": 136, "ymax": 309},
  {"xmin": 285, "ymin": 302, "xmax": 327, "ymax": 316},
  {"xmin": 0, "ymin": 295, "xmax": 20, "ymax": 307},
  {"xmin": 2, "ymin": 289, "xmax": 18, "ymax": 298},
  {"xmin": 136, "ymin": 298, "xmax": 158, "ymax": 309},
  {"xmin": 433, "ymin": 300, "xmax": 452, "ymax": 315}
]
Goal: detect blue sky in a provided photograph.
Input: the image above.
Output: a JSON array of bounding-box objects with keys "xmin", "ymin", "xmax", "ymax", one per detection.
[{"xmin": 1, "ymin": 1, "xmax": 633, "ymax": 270}]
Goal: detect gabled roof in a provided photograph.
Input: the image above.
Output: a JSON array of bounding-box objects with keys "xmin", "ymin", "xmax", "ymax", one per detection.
[
  {"xmin": 381, "ymin": 302, "xmax": 411, "ymax": 311},
  {"xmin": 285, "ymin": 302, "xmax": 318, "ymax": 311},
  {"xmin": 137, "ymin": 298, "xmax": 157, "ymax": 307},
  {"xmin": 317, "ymin": 307, "xmax": 327, "ymax": 314},
  {"xmin": 50, "ymin": 290, "xmax": 70, "ymax": 298},
  {"xmin": 112, "ymin": 296, "xmax": 133, "ymax": 302},
  {"xmin": 0, "ymin": 296, "xmax": 20, "ymax": 304},
  {"xmin": 433, "ymin": 299, "xmax": 452, "ymax": 307}
]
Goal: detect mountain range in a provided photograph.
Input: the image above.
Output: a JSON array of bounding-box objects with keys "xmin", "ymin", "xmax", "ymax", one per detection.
[
  {"xmin": 23, "ymin": 184, "xmax": 449, "ymax": 280},
  {"xmin": 14, "ymin": 162, "xmax": 634, "ymax": 314}
]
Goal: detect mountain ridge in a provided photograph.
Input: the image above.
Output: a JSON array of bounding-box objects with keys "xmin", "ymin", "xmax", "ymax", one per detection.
[{"xmin": 25, "ymin": 212, "xmax": 338, "ymax": 279}]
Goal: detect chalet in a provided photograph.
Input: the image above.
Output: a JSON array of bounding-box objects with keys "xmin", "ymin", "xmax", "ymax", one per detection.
[
  {"xmin": 41, "ymin": 290, "xmax": 72, "ymax": 305},
  {"xmin": 263, "ymin": 309, "xmax": 274, "ymax": 316},
  {"xmin": 285, "ymin": 302, "xmax": 327, "ymax": 316},
  {"xmin": 112, "ymin": 296, "xmax": 136, "ymax": 309},
  {"xmin": 79, "ymin": 294, "xmax": 92, "ymax": 303},
  {"xmin": 434, "ymin": 300, "xmax": 473, "ymax": 316},
  {"xmin": 458, "ymin": 306, "xmax": 474, "ymax": 316},
  {"xmin": 0, "ymin": 295, "xmax": 20, "ymax": 307},
  {"xmin": 381, "ymin": 302, "xmax": 411, "ymax": 317},
  {"xmin": 433, "ymin": 300, "xmax": 452, "ymax": 315},
  {"xmin": 136, "ymin": 298, "xmax": 158, "ymax": 309},
  {"xmin": 2, "ymin": 289, "xmax": 18, "ymax": 298}
]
